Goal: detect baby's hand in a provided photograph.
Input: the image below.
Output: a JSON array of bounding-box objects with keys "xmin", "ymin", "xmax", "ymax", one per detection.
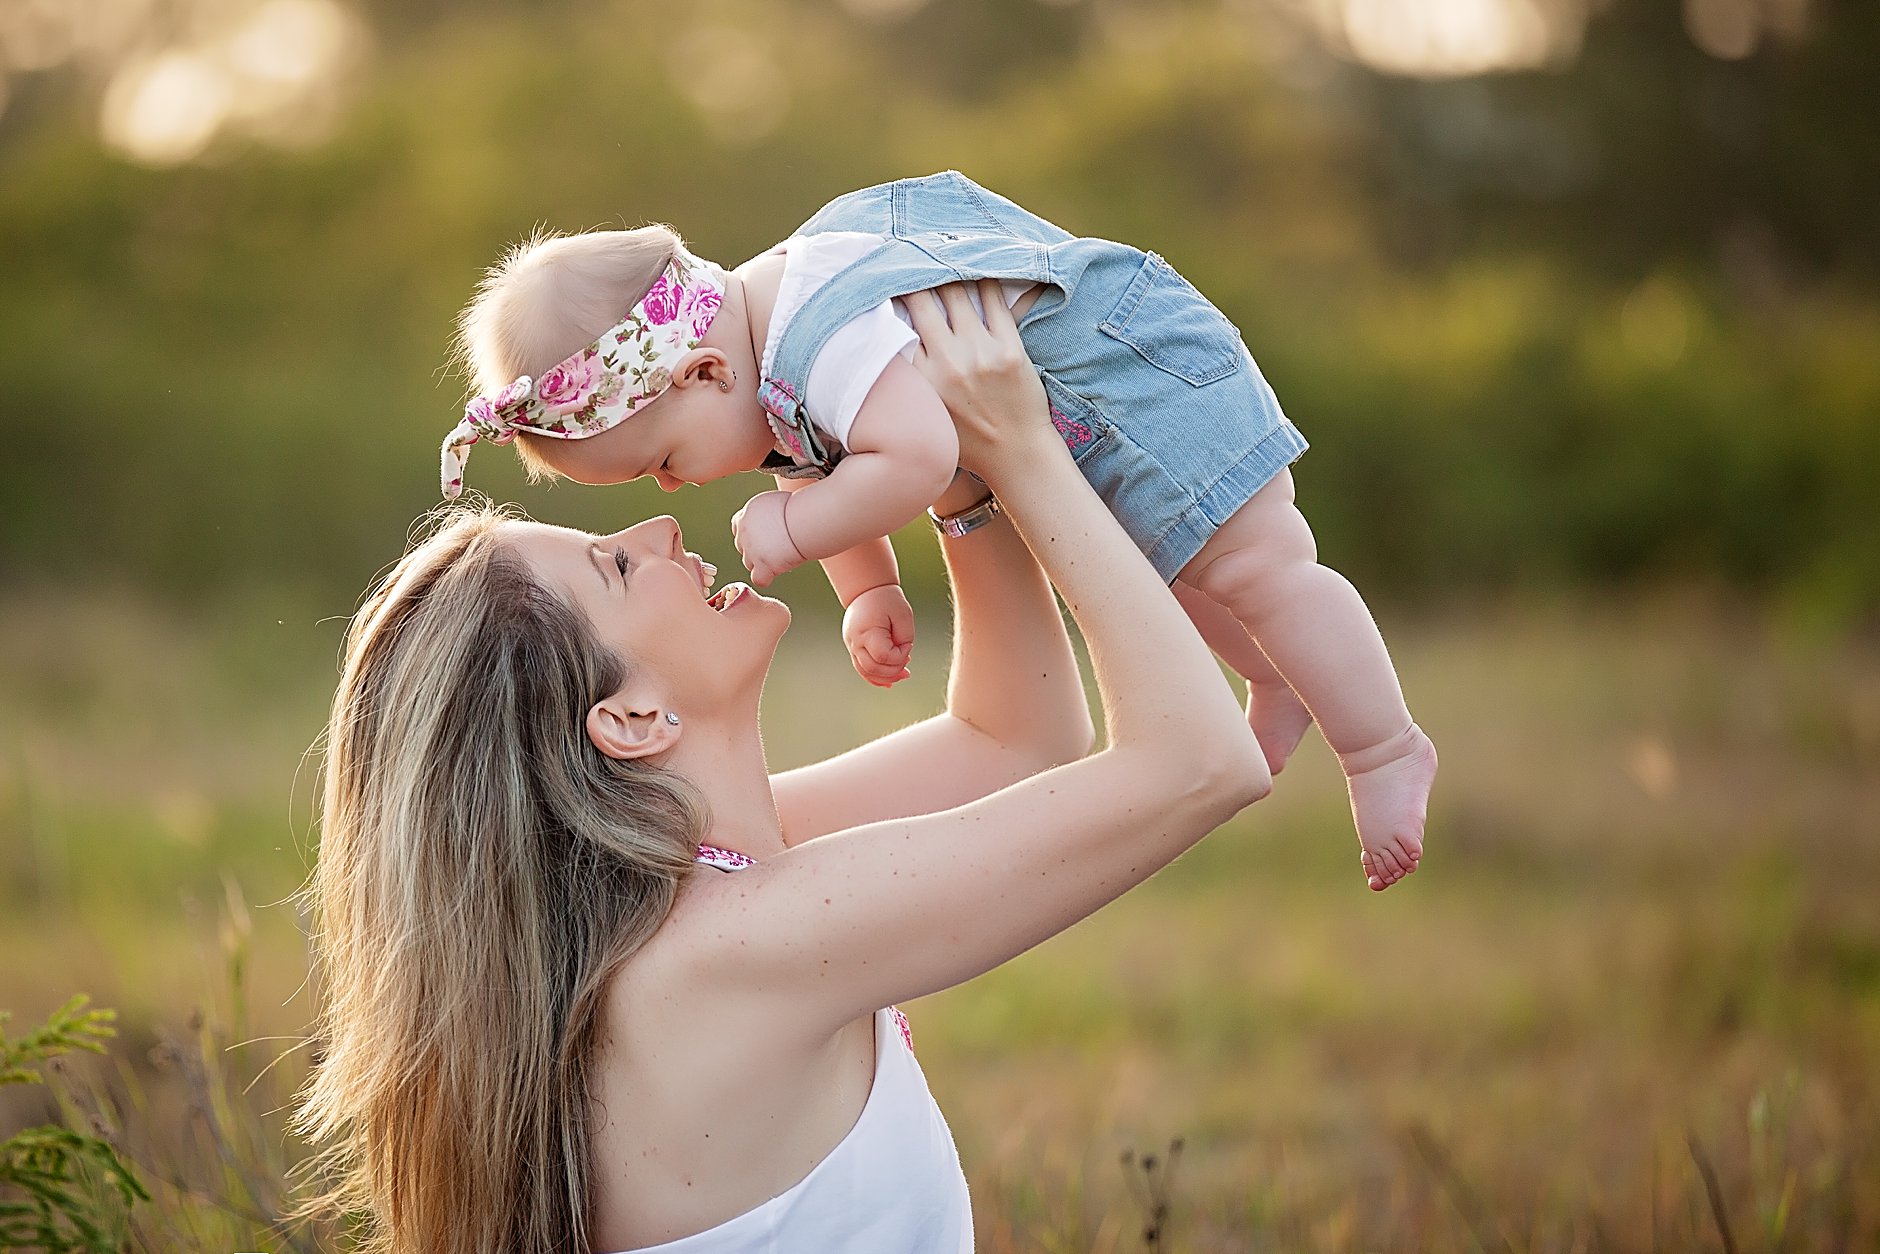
[
  {"xmin": 731, "ymin": 490, "xmax": 807, "ymax": 587},
  {"xmin": 843, "ymin": 584, "xmax": 915, "ymax": 688}
]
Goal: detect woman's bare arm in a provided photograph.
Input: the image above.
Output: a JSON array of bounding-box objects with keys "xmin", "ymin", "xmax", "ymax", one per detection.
[
  {"xmin": 771, "ymin": 471, "xmax": 1094, "ymax": 842},
  {"xmin": 716, "ymin": 283, "xmax": 1269, "ymax": 1033}
]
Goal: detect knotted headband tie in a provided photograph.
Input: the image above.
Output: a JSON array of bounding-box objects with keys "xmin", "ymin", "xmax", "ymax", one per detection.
[{"xmin": 441, "ymin": 248, "xmax": 729, "ymax": 499}]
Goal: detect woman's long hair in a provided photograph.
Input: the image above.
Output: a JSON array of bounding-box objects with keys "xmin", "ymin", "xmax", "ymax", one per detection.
[{"xmin": 297, "ymin": 504, "xmax": 706, "ymax": 1253}]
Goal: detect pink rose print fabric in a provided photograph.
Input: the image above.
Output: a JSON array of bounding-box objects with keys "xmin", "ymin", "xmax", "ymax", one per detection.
[
  {"xmin": 642, "ymin": 272, "xmax": 682, "ymax": 325},
  {"xmin": 440, "ymin": 248, "xmax": 730, "ymax": 499},
  {"xmin": 694, "ymin": 842, "xmax": 757, "ymax": 872}
]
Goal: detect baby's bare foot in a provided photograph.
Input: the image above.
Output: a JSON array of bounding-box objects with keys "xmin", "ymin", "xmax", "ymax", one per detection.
[
  {"xmin": 1246, "ymin": 678, "xmax": 1313, "ymax": 776},
  {"xmin": 1339, "ymin": 723, "xmax": 1437, "ymax": 892}
]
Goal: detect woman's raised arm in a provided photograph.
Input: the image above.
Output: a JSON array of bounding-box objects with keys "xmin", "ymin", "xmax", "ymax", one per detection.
[
  {"xmin": 769, "ymin": 415, "xmax": 1093, "ymax": 843},
  {"xmin": 711, "ymin": 283, "xmax": 1269, "ymax": 1036}
]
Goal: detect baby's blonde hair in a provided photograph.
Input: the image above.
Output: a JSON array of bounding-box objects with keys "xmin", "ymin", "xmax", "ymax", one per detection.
[{"xmin": 455, "ymin": 225, "xmax": 684, "ymax": 479}]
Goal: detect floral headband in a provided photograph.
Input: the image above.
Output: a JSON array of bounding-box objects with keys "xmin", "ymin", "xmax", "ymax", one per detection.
[{"xmin": 440, "ymin": 249, "xmax": 728, "ymax": 499}]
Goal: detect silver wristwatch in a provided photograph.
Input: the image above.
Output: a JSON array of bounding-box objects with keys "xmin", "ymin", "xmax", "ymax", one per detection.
[{"xmin": 928, "ymin": 493, "xmax": 1003, "ymax": 538}]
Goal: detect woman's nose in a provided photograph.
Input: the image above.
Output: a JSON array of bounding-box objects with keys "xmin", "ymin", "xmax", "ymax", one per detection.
[
  {"xmin": 646, "ymin": 515, "xmax": 684, "ymax": 557},
  {"xmin": 610, "ymin": 515, "xmax": 683, "ymax": 556}
]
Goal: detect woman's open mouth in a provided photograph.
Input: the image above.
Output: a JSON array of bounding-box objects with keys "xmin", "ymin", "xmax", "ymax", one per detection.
[{"xmin": 707, "ymin": 583, "xmax": 749, "ymax": 612}]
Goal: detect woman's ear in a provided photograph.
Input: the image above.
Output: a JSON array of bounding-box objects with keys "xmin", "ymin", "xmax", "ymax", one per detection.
[{"xmin": 586, "ymin": 693, "xmax": 681, "ymax": 761}]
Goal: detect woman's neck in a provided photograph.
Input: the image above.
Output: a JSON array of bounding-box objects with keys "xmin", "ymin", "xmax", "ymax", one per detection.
[{"xmin": 665, "ymin": 711, "xmax": 787, "ymax": 859}]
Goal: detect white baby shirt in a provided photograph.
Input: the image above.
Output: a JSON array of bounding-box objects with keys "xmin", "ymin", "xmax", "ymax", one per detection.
[{"xmin": 759, "ymin": 232, "xmax": 1032, "ymax": 452}]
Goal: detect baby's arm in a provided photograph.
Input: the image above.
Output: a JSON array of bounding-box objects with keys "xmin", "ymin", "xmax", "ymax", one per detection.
[
  {"xmin": 789, "ymin": 356, "xmax": 961, "ymax": 557},
  {"xmin": 732, "ymin": 356, "xmax": 960, "ymax": 584},
  {"xmin": 777, "ymin": 476, "xmax": 903, "ymax": 601},
  {"xmin": 779, "ymin": 490, "xmax": 914, "ymax": 687}
]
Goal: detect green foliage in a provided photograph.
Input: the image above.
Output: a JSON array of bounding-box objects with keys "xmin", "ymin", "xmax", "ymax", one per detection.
[
  {"xmin": 0, "ymin": 1, "xmax": 1876, "ymax": 627},
  {"xmin": 5, "ymin": 596, "xmax": 1878, "ymax": 1250},
  {"xmin": 0, "ymin": 997, "xmax": 148, "ymax": 1253}
]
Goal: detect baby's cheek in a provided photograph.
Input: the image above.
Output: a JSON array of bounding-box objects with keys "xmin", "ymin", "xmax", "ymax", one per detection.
[{"xmin": 525, "ymin": 425, "xmax": 642, "ymax": 486}]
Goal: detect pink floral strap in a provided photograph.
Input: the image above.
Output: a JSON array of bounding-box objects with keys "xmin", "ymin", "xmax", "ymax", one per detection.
[{"xmin": 694, "ymin": 842, "xmax": 757, "ymax": 872}]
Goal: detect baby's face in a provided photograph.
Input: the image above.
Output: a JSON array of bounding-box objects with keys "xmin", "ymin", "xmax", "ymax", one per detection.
[{"xmin": 524, "ymin": 385, "xmax": 774, "ymax": 491}]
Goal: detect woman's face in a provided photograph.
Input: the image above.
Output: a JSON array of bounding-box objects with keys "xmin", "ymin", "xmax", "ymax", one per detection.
[{"xmin": 506, "ymin": 516, "xmax": 789, "ymax": 715}]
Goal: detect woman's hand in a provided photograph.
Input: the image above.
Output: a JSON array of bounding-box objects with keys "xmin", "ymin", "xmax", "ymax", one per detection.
[{"xmin": 904, "ymin": 282, "xmax": 1057, "ymax": 491}]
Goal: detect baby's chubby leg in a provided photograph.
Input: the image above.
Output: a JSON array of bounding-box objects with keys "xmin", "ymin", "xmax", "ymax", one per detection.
[
  {"xmin": 1180, "ymin": 470, "xmax": 1437, "ymax": 891},
  {"xmin": 1170, "ymin": 580, "xmax": 1313, "ymax": 777}
]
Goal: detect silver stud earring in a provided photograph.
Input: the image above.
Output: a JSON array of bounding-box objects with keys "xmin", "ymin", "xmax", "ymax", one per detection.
[
  {"xmin": 664, "ymin": 711, "xmax": 681, "ymax": 725},
  {"xmin": 717, "ymin": 379, "xmax": 730, "ymax": 392}
]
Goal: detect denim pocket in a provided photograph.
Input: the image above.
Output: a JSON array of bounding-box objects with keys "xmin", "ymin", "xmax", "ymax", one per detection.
[
  {"xmin": 1038, "ymin": 371, "xmax": 1113, "ymax": 461},
  {"xmin": 1099, "ymin": 252, "xmax": 1243, "ymax": 387}
]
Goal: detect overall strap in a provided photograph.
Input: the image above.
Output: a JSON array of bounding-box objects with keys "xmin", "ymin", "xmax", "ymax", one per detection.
[
  {"xmin": 759, "ymin": 172, "xmax": 1066, "ymax": 478},
  {"xmin": 758, "ymin": 237, "xmax": 960, "ymax": 479}
]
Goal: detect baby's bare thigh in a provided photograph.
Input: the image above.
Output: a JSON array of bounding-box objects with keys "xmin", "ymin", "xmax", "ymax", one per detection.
[{"xmin": 1177, "ymin": 468, "xmax": 1314, "ymax": 590}]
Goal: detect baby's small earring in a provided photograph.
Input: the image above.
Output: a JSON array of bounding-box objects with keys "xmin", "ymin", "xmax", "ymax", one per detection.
[
  {"xmin": 717, "ymin": 368, "xmax": 737, "ymax": 393},
  {"xmin": 664, "ymin": 711, "xmax": 681, "ymax": 725}
]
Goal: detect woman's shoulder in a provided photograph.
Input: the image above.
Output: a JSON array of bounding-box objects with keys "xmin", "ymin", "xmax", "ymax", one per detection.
[
  {"xmin": 604, "ymin": 853, "xmax": 801, "ymax": 1034},
  {"xmin": 612, "ymin": 860, "xmax": 746, "ymax": 998}
]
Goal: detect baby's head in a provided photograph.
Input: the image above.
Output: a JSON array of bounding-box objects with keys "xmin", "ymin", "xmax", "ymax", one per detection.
[{"xmin": 446, "ymin": 227, "xmax": 770, "ymax": 496}]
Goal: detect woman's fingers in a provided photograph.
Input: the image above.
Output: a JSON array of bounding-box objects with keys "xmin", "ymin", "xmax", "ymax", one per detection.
[
  {"xmin": 977, "ymin": 279, "xmax": 1015, "ymax": 333},
  {"xmin": 903, "ymin": 286, "xmax": 950, "ymax": 341},
  {"xmin": 974, "ymin": 281, "xmax": 1032, "ymax": 371},
  {"xmin": 934, "ymin": 282, "xmax": 980, "ymax": 332}
]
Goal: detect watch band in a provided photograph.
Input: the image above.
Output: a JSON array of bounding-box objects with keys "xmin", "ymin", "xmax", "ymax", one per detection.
[{"xmin": 928, "ymin": 493, "xmax": 1003, "ymax": 538}]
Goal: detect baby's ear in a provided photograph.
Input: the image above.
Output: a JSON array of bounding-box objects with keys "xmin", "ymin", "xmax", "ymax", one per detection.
[{"xmin": 673, "ymin": 347, "xmax": 733, "ymax": 391}]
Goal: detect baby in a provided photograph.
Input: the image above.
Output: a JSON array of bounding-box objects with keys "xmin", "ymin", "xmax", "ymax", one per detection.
[{"xmin": 443, "ymin": 172, "xmax": 1434, "ymax": 891}]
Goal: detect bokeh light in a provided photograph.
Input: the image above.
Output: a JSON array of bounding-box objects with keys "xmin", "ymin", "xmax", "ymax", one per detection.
[
  {"xmin": 2, "ymin": 0, "xmax": 366, "ymax": 165},
  {"xmin": 100, "ymin": 50, "xmax": 232, "ymax": 165},
  {"xmin": 837, "ymin": 0, "xmax": 932, "ymax": 22},
  {"xmin": 672, "ymin": 23, "xmax": 790, "ymax": 142},
  {"xmin": 1316, "ymin": 0, "xmax": 1573, "ymax": 77}
]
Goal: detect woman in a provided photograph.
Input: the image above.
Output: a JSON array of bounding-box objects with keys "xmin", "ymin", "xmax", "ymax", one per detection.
[{"xmin": 299, "ymin": 284, "xmax": 1268, "ymax": 1252}]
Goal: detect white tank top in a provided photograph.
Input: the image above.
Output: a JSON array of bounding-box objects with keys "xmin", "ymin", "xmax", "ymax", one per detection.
[{"xmin": 612, "ymin": 846, "xmax": 974, "ymax": 1253}]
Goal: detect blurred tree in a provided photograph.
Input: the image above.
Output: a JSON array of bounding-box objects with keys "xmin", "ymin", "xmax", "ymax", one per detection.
[
  {"xmin": 0, "ymin": 0, "xmax": 1873, "ymax": 624},
  {"xmin": 1352, "ymin": 0, "xmax": 1880, "ymax": 286}
]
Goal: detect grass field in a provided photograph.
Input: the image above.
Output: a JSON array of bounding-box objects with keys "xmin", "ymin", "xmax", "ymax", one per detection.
[{"xmin": 2, "ymin": 587, "xmax": 1876, "ymax": 1251}]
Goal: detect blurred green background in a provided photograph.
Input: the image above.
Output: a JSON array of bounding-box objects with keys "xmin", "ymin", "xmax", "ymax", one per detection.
[{"xmin": 1, "ymin": 0, "xmax": 1877, "ymax": 1248}]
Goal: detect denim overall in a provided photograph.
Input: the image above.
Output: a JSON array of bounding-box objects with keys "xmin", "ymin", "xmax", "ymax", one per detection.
[{"xmin": 757, "ymin": 171, "xmax": 1308, "ymax": 582}]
